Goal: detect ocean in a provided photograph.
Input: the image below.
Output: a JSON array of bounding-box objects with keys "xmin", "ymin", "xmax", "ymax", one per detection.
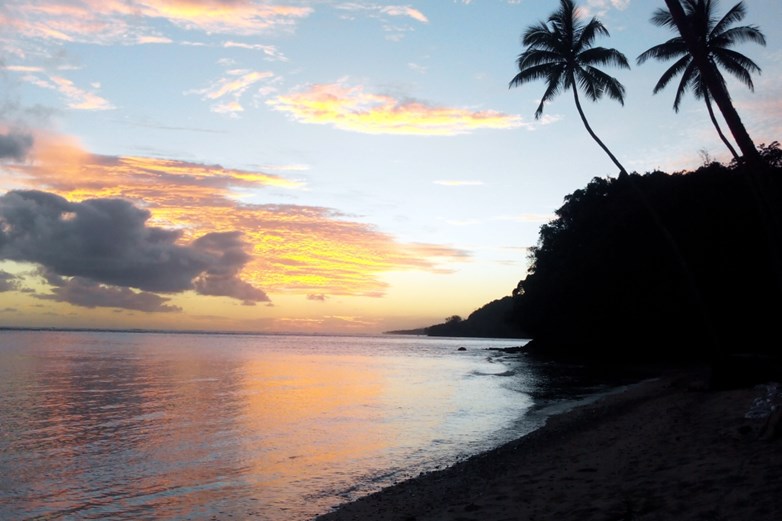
[{"xmin": 0, "ymin": 330, "xmax": 598, "ymax": 520}]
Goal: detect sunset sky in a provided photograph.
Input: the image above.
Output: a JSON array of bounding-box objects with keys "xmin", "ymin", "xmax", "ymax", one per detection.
[{"xmin": 1, "ymin": 0, "xmax": 780, "ymax": 334}]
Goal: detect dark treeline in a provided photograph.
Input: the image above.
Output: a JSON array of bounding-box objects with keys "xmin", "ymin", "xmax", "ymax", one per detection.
[
  {"xmin": 423, "ymin": 296, "xmax": 526, "ymax": 339},
  {"xmin": 414, "ymin": 145, "xmax": 782, "ymax": 368},
  {"xmin": 512, "ymin": 147, "xmax": 782, "ymax": 364}
]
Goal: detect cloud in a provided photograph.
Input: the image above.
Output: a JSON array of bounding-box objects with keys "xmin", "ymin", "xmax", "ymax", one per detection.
[
  {"xmin": 193, "ymin": 70, "xmax": 276, "ymax": 100},
  {"xmin": 268, "ymin": 82, "xmax": 525, "ymax": 135},
  {"xmin": 582, "ymin": 0, "xmax": 631, "ymax": 16},
  {"xmin": 0, "ymin": 190, "xmax": 269, "ymax": 305},
  {"xmin": 37, "ymin": 271, "xmax": 182, "ymax": 312},
  {"xmin": 336, "ymin": 3, "xmax": 428, "ymax": 22},
  {"xmin": 137, "ymin": 35, "xmax": 173, "ymax": 44},
  {"xmin": 307, "ymin": 293, "xmax": 327, "ymax": 301},
  {"xmin": 3, "ymin": 0, "xmax": 314, "ymax": 46},
  {"xmin": 223, "ymin": 41, "xmax": 288, "ymax": 61},
  {"xmin": 191, "ymin": 232, "xmax": 269, "ymax": 305},
  {"xmin": 188, "ymin": 69, "xmax": 277, "ymax": 115},
  {"xmin": 335, "ymin": 3, "xmax": 427, "ymax": 40},
  {"xmin": 9, "ymin": 68, "xmax": 114, "ymax": 111},
  {"xmin": 4, "ymin": 134, "xmax": 470, "ymax": 298},
  {"xmin": 0, "ymin": 270, "xmax": 22, "ymax": 292},
  {"xmin": 3, "ymin": 134, "xmax": 305, "ymax": 205},
  {"xmin": 380, "ymin": 6, "xmax": 428, "ymax": 23},
  {"xmin": 0, "ymin": 131, "xmax": 34, "ymax": 161}
]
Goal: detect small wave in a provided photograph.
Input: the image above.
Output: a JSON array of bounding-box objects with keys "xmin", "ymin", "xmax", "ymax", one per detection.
[{"xmin": 470, "ymin": 370, "xmax": 516, "ymax": 377}]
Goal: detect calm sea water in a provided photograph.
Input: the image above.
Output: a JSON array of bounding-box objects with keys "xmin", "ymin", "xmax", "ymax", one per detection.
[{"xmin": 0, "ymin": 330, "xmax": 554, "ymax": 520}]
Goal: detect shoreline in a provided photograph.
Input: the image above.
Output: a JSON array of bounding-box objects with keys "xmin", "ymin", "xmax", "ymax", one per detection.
[{"xmin": 315, "ymin": 370, "xmax": 781, "ymax": 520}]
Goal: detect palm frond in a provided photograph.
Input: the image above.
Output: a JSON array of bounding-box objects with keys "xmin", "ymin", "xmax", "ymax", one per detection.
[
  {"xmin": 672, "ymin": 64, "xmax": 696, "ymax": 112},
  {"xmin": 579, "ymin": 47, "xmax": 630, "ymax": 69},
  {"xmin": 522, "ymin": 23, "xmax": 557, "ymax": 48},
  {"xmin": 711, "ymin": 50, "xmax": 760, "ymax": 90},
  {"xmin": 518, "ymin": 50, "xmax": 564, "ymax": 70},
  {"xmin": 583, "ymin": 67, "xmax": 626, "ymax": 104},
  {"xmin": 510, "ymin": 63, "xmax": 562, "ymax": 89},
  {"xmin": 552, "ymin": 0, "xmax": 578, "ymax": 46},
  {"xmin": 650, "ymin": 7, "xmax": 675, "ymax": 29},
  {"xmin": 652, "ymin": 55, "xmax": 693, "ymax": 94},
  {"xmin": 573, "ymin": 69, "xmax": 601, "ymax": 102},
  {"xmin": 534, "ymin": 68, "xmax": 566, "ymax": 118},
  {"xmin": 712, "ymin": 25, "xmax": 767, "ymax": 47},
  {"xmin": 637, "ymin": 39, "xmax": 688, "ymax": 65},
  {"xmin": 711, "ymin": 1, "xmax": 746, "ymax": 36},
  {"xmin": 578, "ymin": 17, "xmax": 610, "ymax": 50}
]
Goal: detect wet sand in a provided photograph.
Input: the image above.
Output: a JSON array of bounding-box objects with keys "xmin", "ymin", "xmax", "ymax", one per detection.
[{"xmin": 315, "ymin": 371, "xmax": 782, "ymax": 521}]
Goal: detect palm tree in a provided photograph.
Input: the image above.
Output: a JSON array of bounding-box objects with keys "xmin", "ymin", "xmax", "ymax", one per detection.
[
  {"xmin": 510, "ymin": 0, "xmax": 630, "ymax": 174},
  {"xmin": 643, "ymin": 0, "xmax": 764, "ymax": 162}
]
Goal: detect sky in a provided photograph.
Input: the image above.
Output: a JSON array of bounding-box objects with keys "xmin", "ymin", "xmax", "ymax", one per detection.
[{"xmin": 1, "ymin": 0, "xmax": 780, "ymax": 335}]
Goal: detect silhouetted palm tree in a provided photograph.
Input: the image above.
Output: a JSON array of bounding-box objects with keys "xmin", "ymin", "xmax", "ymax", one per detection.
[
  {"xmin": 510, "ymin": 0, "xmax": 630, "ymax": 174},
  {"xmin": 643, "ymin": 0, "xmax": 764, "ymax": 162}
]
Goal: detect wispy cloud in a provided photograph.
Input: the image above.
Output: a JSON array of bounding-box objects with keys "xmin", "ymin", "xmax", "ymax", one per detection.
[
  {"xmin": 223, "ymin": 41, "xmax": 288, "ymax": 61},
  {"xmin": 335, "ymin": 3, "xmax": 428, "ymax": 40},
  {"xmin": 381, "ymin": 6, "xmax": 428, "ymax": 23},
  {"xmin": 3, "ymin": 0, "xmax": 314, "ymax": 45},
  {"xmin": 188, "ymin": 69, "xmax": 277, "ymax": 116},
  {"xmin": 582, "ymin": 0, "xmax": 631, "ymax": 17},
  {"xmin": 337, "ymin": 3, "xmax": 429, "ymax": 23},
  {"xmin": 268, "ymin": 82, "xmax": 525, "ymax": 135},
  {"xmin": 6, "ymin": 66, "xmax": 114, "ymax": 110}
]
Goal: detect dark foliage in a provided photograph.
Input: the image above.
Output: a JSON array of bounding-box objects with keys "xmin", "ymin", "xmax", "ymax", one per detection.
[
  {"xmin": 426, "ymin": 296, "xmax": 527, "ymax": 339},
  {"xmin": 511, "ymin": 160, "xmax": 782, "ymax": 362}
]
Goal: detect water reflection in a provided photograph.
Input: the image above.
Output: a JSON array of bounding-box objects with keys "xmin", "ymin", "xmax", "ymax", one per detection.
[{"xmin": 0, "ymin": 331, "xmax": 536, "ymax": 520}]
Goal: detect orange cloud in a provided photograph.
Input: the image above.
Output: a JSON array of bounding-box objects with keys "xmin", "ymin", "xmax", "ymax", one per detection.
[
  {"xmin": 3, "ymin": 132, "xmax": 468, "ymax": 297},
  {"xmin": 137, "ymin": 0, "xmax": 312, "ymax": 34},
  {"xmin": 268, "ymin": 83, "xmax": 525, "ymax": 135}
]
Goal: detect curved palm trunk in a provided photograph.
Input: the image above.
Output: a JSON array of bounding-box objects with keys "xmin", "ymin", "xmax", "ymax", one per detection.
[
  {"xmin": 571, "ymin": 85, "xmax": 627, "ymax": 175},
  {"xmin": 704, "ymin": 91, "xmax": 740, "ymax": 162},
  {"xmin": 663, "ymin": 0, "xmax": 759, "ymax": 164}
]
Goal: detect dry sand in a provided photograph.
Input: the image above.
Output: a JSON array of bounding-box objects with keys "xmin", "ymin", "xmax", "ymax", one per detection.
[{"xmin": 315, "ymin": 371, "xmax": 782, "ymax": 521}]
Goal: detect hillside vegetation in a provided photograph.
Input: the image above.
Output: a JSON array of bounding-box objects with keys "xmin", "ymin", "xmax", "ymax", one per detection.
[{"xmin": 512, "ymin": 151, "xmax": 781, "ymax": 362}]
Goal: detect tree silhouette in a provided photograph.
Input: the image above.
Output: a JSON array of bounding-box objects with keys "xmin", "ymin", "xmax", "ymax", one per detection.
[
  {"xmin": 649, "ymin": 0, "xmax": 764, "ymax": 163},
  {"xmin": 509, "ymin": 0, "xmax": 630, "ymax": 174}
]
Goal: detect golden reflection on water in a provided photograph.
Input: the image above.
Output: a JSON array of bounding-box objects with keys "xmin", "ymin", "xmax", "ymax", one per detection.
[
  {"xmin": 237, "ymin": 353, "xmax": 393, "ymax": 479},
  {"xmin": 0, "ymin": 332, "xmax": 531, "ymax": 521}
]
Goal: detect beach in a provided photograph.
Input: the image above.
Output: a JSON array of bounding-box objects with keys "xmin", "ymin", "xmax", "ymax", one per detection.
[{"xmin": 316, "ymin": 370, "xmax": 782, "ymax": 521}]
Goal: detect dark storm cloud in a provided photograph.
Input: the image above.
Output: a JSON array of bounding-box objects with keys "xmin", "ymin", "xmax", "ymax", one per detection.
[
  {"xmin": 38, "ymin": 272, "xmax": 182, "ymax": 312},
  {"xmin": 0, "ymin": 131, "xmax": 33, "ymax": 161},
  {"xmin": 191, "ymin": 231, "xmax": 269, "ymax": 305},
  {"xmin": 0, "ymin": 270, "xmax": 21, "ymax": 292},
  {"xmin": 0, "ymin": 190, "xmax": 269, "ymax": 306}
]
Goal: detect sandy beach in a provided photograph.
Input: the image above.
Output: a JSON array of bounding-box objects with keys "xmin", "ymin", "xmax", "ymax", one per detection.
[{"xmin": 315, "ymin": 370, "xmax": 782, "ymax": 521}]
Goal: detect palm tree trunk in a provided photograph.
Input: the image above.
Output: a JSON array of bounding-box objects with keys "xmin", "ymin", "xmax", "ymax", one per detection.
[
  {"xmin": 663, "ymin": 0, "xmax": 760, "ymax": 164},
  {"xmin": 571, "ymin": 85, "xmax": 627, "ymax": 175},
  {"xmin": 704, "ymin": 91, "xmax": 740, "ymax": 162}
]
